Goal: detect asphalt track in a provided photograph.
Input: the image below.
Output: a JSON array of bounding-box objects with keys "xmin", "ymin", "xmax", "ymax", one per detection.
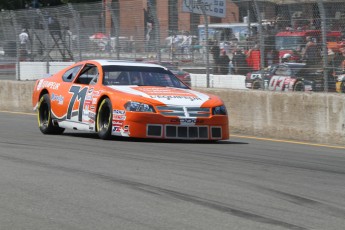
[{"xmin": 0, "ymin": 111, "xmax": 345, "ymax": 230}]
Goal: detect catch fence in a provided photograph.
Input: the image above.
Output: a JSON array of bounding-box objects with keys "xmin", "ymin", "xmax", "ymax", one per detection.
[{"xmin": 0, "ymin": 0, "xmax": 344, "ymax": 92}]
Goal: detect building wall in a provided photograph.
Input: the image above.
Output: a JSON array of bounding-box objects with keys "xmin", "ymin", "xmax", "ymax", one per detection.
[
  {"xmin": 118, "ymin": 0, "xmax": 145, "ymax": 41},
  {"xmin": 157, "ymin": 0, "xmax": 170, "ymax": 42},
  {"xmin": 116, "ymin": 0, "xmax": 343, "ymax": 47},
  {"xmin": 118, "ymin": 0, "xmax": 241, "ymax": 44}
]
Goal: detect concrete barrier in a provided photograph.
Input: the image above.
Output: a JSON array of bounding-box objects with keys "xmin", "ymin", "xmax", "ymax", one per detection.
[
  {"xmin": 17, "ymin": 62, "xmax": 74, "ymax": 80},
  {"xmin": 199, "ymin": 88, "xmax": 345, "ymax": 145},
  {"xmin": 0, "ymin": 80, "xmax": 36, "ymax": 112},
  {"xmin": 1, "ymin": 80, "xmax": 345, "ymax": 146},
  {"xmin": 191, "ymin": 73, "xmax": 247, "ymax": 89}
]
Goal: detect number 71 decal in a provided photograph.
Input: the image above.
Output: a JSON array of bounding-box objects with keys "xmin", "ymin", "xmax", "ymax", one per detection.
[{"xmin": 67, "ymin": 85, "xmax": 88, "ymax": 121}]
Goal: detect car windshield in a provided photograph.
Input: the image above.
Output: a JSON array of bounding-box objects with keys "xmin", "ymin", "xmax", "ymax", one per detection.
[
  {"xmin": 275, "ymin": 36, "xmax": 305, "ymax": 50},
  {"xmin": 102, "ymin": 66, "xmax": 188, "ymax": 89}
]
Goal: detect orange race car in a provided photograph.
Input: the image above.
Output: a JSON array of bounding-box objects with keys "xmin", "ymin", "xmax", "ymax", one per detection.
[{"xmin": 32, "ymin": 60, "xmax": 229, "ymax": 140}]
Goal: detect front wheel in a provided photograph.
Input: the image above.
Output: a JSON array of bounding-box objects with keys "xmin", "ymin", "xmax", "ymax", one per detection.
[
  {"xmin": 293, "ymin": 81, "xmax": 305, "ymax": 91},
  {"xmin": 96, "ymin": 98, "xmax": 113, "ymax": 140},
  {"xmin": 252, "ymin": 80, "xmax": 263, "ymax": 90},
  {"xmin": 37, "ymin": 94, "xmax": 65, "ymax": 134}
]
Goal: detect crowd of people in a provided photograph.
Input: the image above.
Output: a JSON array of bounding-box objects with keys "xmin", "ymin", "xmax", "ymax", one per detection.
[
  {"xmin": 209, "ymin": 39, "xmax": 261, "ymax": 75},
  {"xmin": 208, "ymin": 33, "xmax": 345, "ymax": 76}
]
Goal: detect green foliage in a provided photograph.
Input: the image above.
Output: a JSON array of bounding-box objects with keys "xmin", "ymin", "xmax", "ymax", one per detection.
[
  {"xmin": 0, "ymin": 0, "xmax": 26, "ymax": 10},
  {"xmin": 0, "ymin": 0, "xmax": 101, "ymax": 10}
]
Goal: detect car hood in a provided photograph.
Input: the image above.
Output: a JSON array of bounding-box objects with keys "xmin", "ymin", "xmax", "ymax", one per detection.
[{"xmin": 108, "ymin": 86, "xmax": 211, "ymax": 106}]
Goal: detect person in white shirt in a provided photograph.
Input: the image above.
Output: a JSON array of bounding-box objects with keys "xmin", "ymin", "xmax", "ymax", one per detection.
[
  {"xmin": 19, "ymin": 29, "xmax": 29, "ymax": 48},
  {"xmin": 181, "ymin": 32, "xmax": 192, "ymax": 55},
  {"xmin": 19, "ymin": 29, "xmax": 29, "ymax": 60}
]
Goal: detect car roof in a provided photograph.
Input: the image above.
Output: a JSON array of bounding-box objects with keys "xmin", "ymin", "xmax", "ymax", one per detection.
[
  {"xmin": 90, "ymin": 59, "xmax": 165, "ymax": 68},
  {"xmin": 269, "ymin": 62, "xmax": 306, "ymax": 68},
  {"xmin": 282, "ymin": 63, "xmax": 306, "ymax": 68}
]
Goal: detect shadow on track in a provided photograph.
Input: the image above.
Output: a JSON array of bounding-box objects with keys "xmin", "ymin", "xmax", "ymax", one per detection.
[{"xmin": 61, "ymin": 132, "xmax": 248, "ymax": 145}]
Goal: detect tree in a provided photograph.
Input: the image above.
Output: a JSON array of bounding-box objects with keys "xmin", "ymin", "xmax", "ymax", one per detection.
[
  {"xmin": 0, "ymin": 0, "xmax": 101, "ymax": 10},
  {"xmin": 0, "ymin": 0, "xmax": 27, "ymax": 10}
]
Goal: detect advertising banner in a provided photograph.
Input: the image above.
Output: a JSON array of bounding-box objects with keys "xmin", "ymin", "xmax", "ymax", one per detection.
[{"xmin": 182, "ymin": 0, "xmax": 226, "ymax": 18}]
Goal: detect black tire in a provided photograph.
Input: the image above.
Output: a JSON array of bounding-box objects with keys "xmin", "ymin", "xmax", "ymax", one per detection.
[
  {"xmin": 293, "ymin": 81, "xmax": 305, "ymax": 91},
  {"xmin": 252, "ymin": 80, "xmax": 263, "ymax": 90},
  {"xmin": 37, "ymin": 94, "xmax": 65, "ymax": 134},
  {"xmin": 96, "ymin": 98, "xmax": 113, "ymax": 140},
  {"xmin": 341, "ymin": 82, "xmax": 345, "ymax": 93}
]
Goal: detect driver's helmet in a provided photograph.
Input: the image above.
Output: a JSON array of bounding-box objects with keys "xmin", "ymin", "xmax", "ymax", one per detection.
[
  {"xmin": 283, "ymin": 53, "xmax": 291, "ymax": 59},
  {"xmin": 282, "ymin": 53, "xmax": 292, "ymax": 62}
]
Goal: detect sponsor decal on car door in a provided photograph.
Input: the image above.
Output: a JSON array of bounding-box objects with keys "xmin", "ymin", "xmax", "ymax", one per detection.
[{"xmin": 268, "ymin": 76, "xmax": 288, "ymax": 91}]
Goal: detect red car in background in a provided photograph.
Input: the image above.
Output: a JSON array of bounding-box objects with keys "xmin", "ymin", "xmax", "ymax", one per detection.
[
  {"xmin": 245, "ymin": 62, "xmax": 337, "ymax": 92},
  {"xmin": 163, "ymin": 64, "xmax": 191, "ymax": 87}
]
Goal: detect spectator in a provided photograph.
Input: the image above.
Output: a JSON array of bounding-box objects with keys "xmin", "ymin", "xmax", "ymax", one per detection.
[
  {"xmin": 218, "ymin": 50, "xmax": 230, "ymax": 75},
  {"xmin": 19, "ymin": 29, "xmax": 29, "ymax": 60},
  {"xmin": 246, "ymin": 44, "xmax": 261, "ymax": 71},
  {"xmin": 168, "ymin": 32, "xmax": 180, "ymax": 54},
  {"xmin": 104, "ymin": 41, "xmax": 112, "ymax": 54},
  {"xmin": 210, "ymin": 40, "xmax": 220, "ymax": 74},
  {"xmin": 302, "ymin": 36, "xmax": 321, "ymax": 66},
  {"xmin": 336, "ymin": 47, "xmax": 345, "ymax": 71},
  {"xmin": 181, "ymin": 31, "xmax": 192, "ymax": 56},
  {"xmin": 266, "ymin": 49, "xmax": 277, "ymax": 66},
  {"xmin": 19, "ymin": 29, "xmax": 29, "ymax": 49},
  {"xmin": 232, "ymin": 49, "xmax": 250, "ymax": 75},
  {"xmin": 48, "ymin": 15, "xmax": 62, "ymax": 38}
]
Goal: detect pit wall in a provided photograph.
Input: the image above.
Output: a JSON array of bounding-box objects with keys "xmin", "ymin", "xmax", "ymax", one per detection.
[
  {"xmin": 1, "ymin": 80, "xmax": 344, "ymax": 146},
  {"xmin": 0, "ymin": 81, "xmax": 36, "ymax": 112},
  {"xmin": 17, "ymin": 62, "xmax": 75, "ymax": 80},
  {"xmin": 200, "ymin": 88, "xmax": 345, "ymax": 146}
]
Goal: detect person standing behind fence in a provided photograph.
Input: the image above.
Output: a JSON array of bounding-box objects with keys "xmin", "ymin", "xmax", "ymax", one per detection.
[
  {"xmin": 232, "ymin": 49, "xmax": 250, "ymax": 75},
  {"xmin": 302, "ymin": 36, "xmax": 321, "ymax": 66},
  {"xmin": 218, "ymin": 50, "xmax": 230, "ymax": 75},
  {"xmin": 210, "ymin": 40, "xmax": 220, "ymax": 74},
  {"xmin": 48, "ymin": 15, "xmax": 62, "ymax": 38},
  {"xmin": 19, "ymin": 29, "xmax": 28, "ymax": 49},
  {"xmin": 246, "ymin": 44, "xmax": 261, "ymax": 71},
  {"xmin": 181, "ymin": 31, "xmax": 192, "ymax": 57},
  {"xmin": 19, "ymin": 29, "xmax": 29, "ymax": 60}
]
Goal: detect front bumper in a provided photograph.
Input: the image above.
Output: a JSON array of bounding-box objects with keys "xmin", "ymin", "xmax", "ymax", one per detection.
[{"xmin": 111, "ymin": 112, "xmax": 229, "ymax": 140}]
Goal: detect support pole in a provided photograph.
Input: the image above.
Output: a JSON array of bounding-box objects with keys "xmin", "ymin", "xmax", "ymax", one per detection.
[
  {"xmin": 317, "ymin": 0, "xmax": 328, "ymax": 92},
  {"xmin": 197, "ymin": 0, "xmax": 210, "ymax": 88}
]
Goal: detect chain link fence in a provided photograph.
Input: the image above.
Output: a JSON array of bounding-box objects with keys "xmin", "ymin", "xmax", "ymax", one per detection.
[{"xmin": 0, "ymin": 0, "xmax": 344, "ymax": 92}]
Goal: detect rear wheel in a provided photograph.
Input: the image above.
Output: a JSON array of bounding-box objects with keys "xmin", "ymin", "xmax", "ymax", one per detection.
[
  {"xmin": 37, "ymin": 94, "xmax": 65, "ymax": 134},
  {"xmin": 293, "ymin": 81, "xmax": 305, "ymax": 91},
  {"xmin": 96, "ymin": 98, "xmax": 113, "ymax": 139}
]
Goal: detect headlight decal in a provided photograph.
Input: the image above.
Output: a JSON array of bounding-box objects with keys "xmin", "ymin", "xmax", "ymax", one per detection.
[
  {"xmin": 212, "ymin": 105, "xmax": 227, "ymax": 115},
  {"xmin": 124, "ymin": 101, "xmax": 155, "ymax": 112}
]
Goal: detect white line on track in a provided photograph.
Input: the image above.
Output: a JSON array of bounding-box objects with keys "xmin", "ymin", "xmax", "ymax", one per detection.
[{"xmin": 231, "ymin": 134, "xmax": 345, "ymax": 150}]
